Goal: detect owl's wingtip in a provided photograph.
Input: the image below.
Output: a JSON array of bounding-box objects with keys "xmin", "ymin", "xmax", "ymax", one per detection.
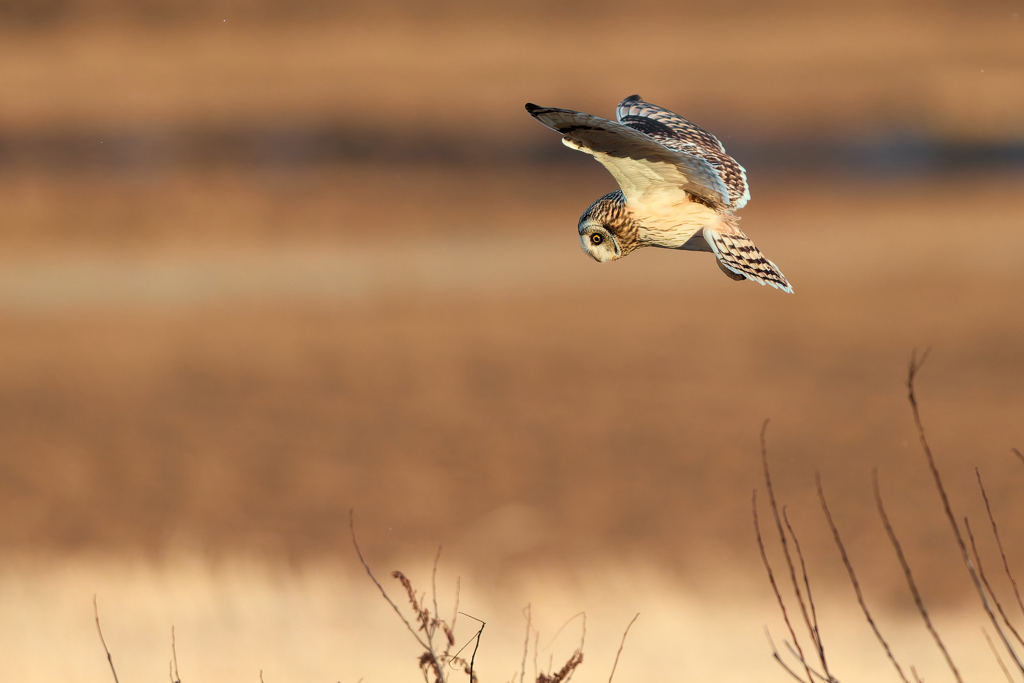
[{"xmin": 524, "ymin": 102, "xmax": 541, "ymax": 113}]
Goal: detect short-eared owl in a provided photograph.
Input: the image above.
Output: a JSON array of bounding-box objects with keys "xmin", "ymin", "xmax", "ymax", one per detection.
[{"xmin": 526, "ymin": 95, "xmax": 792, "ymax": 293}]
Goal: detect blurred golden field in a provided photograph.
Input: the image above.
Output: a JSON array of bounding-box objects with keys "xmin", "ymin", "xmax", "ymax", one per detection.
[{"xmin": 1, "ymin": 1, "xmax": 1023, "ymax": 680}]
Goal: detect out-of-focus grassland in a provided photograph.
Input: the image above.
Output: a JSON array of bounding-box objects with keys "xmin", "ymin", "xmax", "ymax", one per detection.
[
  {"xmin": 0, "ymin": 3, "xmax": 1022, "ymax": 140},
  {"xmin": 1, "ymin": 169, "xmax": 1022, "ymax": 598},
  {"xmin": 0, "ymin": 558, "xmax": 1013, "ymax": 682},
  {"xmin": 1, "ymin": 2, "xmax": 1023, "ymax": 680}
]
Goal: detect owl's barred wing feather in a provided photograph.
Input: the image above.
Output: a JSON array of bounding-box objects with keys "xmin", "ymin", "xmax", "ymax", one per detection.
[
  {"xmin": 616, "ymin": 95, "xmax": 725, "ymax": 154},
  {"xmin": 616, "ymin": 95, "xmax": 751, "ymax": 209},
  {"xmin": 703, "ymin": 219, "xmax": 792, "ymax": 293},
  {"xmin": 525, "ymin": 103, "xmax": 731, "ymax": 209}
]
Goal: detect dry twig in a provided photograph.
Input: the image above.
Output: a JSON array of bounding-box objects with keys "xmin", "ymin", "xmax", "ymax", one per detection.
[
  {"xmin": 906, "ymin": 354, "xmax": 1024, "ymax": 676},
  {"xmin": 873, "ymin": 471, "xmax": 963, "ymax": 683},
  {"xmin": 170, "ymin": 625, "xmax": 182, "ymax": 683},
  {"xmin": 549, "ymin": 613, "xmax": 585, "ymax": 683},
  {"xmin": 544, "ymin": 612, "xmax": 586, "ymax": 654},
  {"xmin": 451, "ymin": 612, "xmax": 485, "ymax": 683},
  {"xmin": 451, "ymin": 577, "xmax": 461, "ymax": 636},
  {"xmin": 756, "ymin": 419, "xmax": 819, "ymax": 683},
  {"xmin": 350, "ymin": 512, "xmax": 432, "ymax": 653},
  {"xmin": 350, "ymin": 510, "xmax": 451, "ymax": 683},
  {"xmin": 763, "ymin": 627, "xmax": 813, "ymax": 683},
  {"xmin": 432, "ymin": 547, "xmax": 443, "ymax": 632},
  {"xmin": 94, "ymin": 595, "xmax": 120, "ymax": 683},
  {"xmin": 963, "ymin": 517, "xmax": 1024, "ymax": 671},
  {"xmin": 977, "ymin": 468, "xmax": 1024, "ymax": 623},
  {"xmin": 532, "ymin": 629, "xmax": 539, "ymax": 683},
  {"xmin": 782, "ymin": 641, "xmax": 833, "ymax": 683},
  {"xmin": 817, "ymin": 475, "xmax": 911, "ymax": 683},
  {"xmin": 782, "ymin": 506, "xmax": 832, "ymax": 681},
  {"xmin": 984, "ymin": 627, "xmax": 1015, "ymax": 683},
  {"xmin": 755, "ymin": 490, "xmax": 812, "ymax": 683},
  {"xmin": 520, "ymin": 604, "xmax": 532, "ymax": 683},
  {"xmin": 607, "ymin": 614, "xmax": 639, "ymax": 683},
  {"xmin": 762, "ymin": 420, "xmax": 830, "ymax": 680}
]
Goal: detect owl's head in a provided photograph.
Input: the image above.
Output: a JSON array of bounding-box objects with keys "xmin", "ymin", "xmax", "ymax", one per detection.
[{"xmin": 578, "ymin": 191, "xmax": 632, "ymax": 262}]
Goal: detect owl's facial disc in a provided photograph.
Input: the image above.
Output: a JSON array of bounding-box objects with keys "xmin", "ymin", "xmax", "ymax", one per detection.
[{"xmin": 579, "ymin": 223, "xmax": 621, "ymax": 262}]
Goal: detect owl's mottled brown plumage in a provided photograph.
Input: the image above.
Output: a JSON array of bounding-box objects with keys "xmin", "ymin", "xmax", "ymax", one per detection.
[
  {"xmin": 580, "ymin": 190, "xmax": 643, "ymax": 255},
  {"xmin": 526, "ymin": 95, "xmax": 791, "ymax": 293}
]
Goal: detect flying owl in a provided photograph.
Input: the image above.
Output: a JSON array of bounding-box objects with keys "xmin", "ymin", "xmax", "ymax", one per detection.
[{"xmin": 526, "ymin": 95, "xmax": 792, "ymax": 293}]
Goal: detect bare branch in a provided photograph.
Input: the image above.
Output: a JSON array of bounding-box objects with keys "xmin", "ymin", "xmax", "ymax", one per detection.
[
  {"xmin": 907, "ymin": 352, "xmax": 975, "ymax": 580},
  {"xmin": 552, "ymin": 612, "xmax": 585, "ymax": 683},
  {"xmin": 906, "ymin": 351, "xmax": 964, "ymax": 553},
  {"xmin": 817, "ymin": 474, "xmax": 911, "ymax": 683},
  {"xmin": 93, "ymin": 595, "xmax": 120, "ymax": 683},
  {"xmin": 543, "ymin": 612, "xmax": 586, "ymax": 653},
  {"xmin": 171, "ymin": 625, "xmax": 181, "ymax": 683},
  {"xmin": 754, "ymin": 490, "xmax": 811, "ymax": 683},
  {"xmin": 977, "ymin": 468, "xmax": 1024, "ymax": 622},
  {"xmin": 783, "ymin": 641, "xmax": 833, "ymax": 683},
  {"xmin": 782, "ymin": 506, "xmax": 832, "ymax": 681},
  {"xmin": 964, "ymin": 516, "xmax": 1024, "ymax": 670},
  {"xmin": 520, "ymin": 604, "xmax": 531, "ymax": 683},
  {"xmin": 759, "ymin": 419, "xmax": 816, "ymax": 683},
  {"xmin": 431, "ymin": 546, "xmax": 443, "ymax": 640},
  {"xmin": 873, "ymin": 471, "xmax": 962, "ymax": 683},
  {"xmin": 607, "ymin": 613, "xmax": 639, "ymax": 683},
  {"xmin": 452, "ymin": 612, "xmax": 485, "ymax": 683},
  {"xmin": 349, "ymin": 509, "xmax": 440, "ymax": 680},
  {"xmin": 984, "ymin": 628, "xmax": 1015, "ymax": 683},
  {"xmin": 467, "ymin": 621, "xmax": 483, "ymax": 683},
  {"xmin": 349, "ymin": 511, "xmax": 429, "ymax": 649},
  {"xmin": 906, "ymin": 359, "xmax": 1024, "ymax": 675},
  {"xmin": 764, "ymin": 628, "xmax": 813, "ymax": 683},
  {"xmin": 1012, "ymin": 448, "xmax": 1024, "ymax": 467},
  {"xmin": 451, "ymin": 577, "xmax": 461, "ymax": 636},
  {"xmin": 532, "ymin": 629, "xmax": 539, "ymax": 683}
]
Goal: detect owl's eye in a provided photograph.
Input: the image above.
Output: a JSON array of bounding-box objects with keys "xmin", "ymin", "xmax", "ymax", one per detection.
[{"xmin": 591, "ymin": 234, "xmax": 603, "ymax": 245}]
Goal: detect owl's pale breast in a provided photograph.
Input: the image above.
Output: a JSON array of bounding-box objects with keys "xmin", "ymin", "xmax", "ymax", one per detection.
[{"xmin": 627, "ymin": 197, "xmax": 723, "ymax": 249}]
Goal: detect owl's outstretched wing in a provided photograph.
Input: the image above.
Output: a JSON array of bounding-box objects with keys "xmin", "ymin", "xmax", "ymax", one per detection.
[
  {"xmin": 616, "ymin": 95, "xmax": 750, "ymax": 209},
  {"xmin": 525, "ymin": 103, "xmax": 731, "ymax": 210}
]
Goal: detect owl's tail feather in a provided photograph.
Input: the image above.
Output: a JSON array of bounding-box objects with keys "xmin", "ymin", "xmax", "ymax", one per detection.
[{"xmin": 703, "ymin": 219, "xmax": 793, "ymax": 293}]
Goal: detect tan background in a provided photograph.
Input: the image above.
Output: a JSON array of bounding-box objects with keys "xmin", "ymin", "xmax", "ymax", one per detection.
[{"xmin": 0, "ymin": 1, "xmax": 1022, "ymax": 681}]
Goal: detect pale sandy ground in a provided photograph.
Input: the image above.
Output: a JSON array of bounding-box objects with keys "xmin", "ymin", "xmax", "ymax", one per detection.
[{"xmin": 0, "ymin": 556, "xmax": 1011, "ymax": 683}]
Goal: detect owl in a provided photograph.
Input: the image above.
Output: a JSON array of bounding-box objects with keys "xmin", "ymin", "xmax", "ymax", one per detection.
[{"xmin": 526, "ymin": 95, "xmax": 792, "ymax": 292}]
